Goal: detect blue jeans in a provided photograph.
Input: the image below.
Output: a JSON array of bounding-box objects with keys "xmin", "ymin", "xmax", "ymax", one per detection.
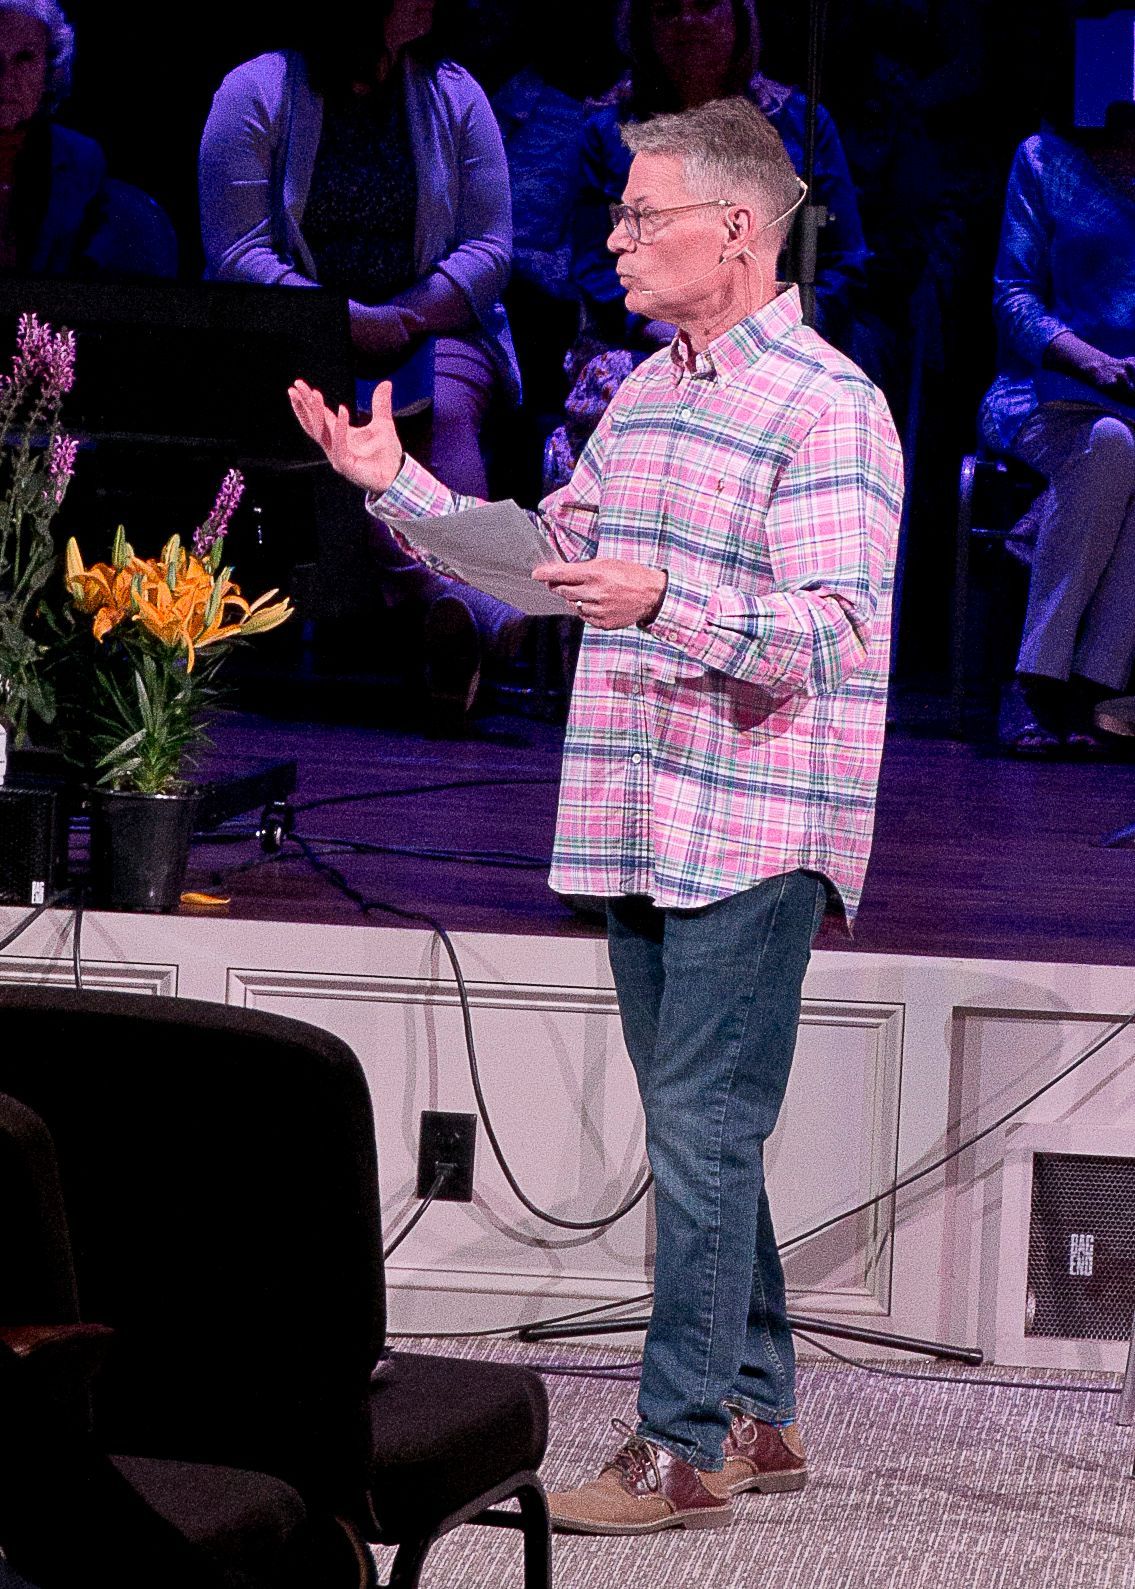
[{"xmin": 606, "ymin": 870, "xmax": 827, "ymax": 1470}]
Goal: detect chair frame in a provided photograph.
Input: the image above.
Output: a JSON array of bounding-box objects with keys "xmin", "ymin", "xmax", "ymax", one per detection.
[
  {"xmin": 950, "ymin": 451, "xmax": 1043, "ymax": 737},
  {"xmin": 0, "ymin": 986, "xmax": 554, "ymax": 1589}
]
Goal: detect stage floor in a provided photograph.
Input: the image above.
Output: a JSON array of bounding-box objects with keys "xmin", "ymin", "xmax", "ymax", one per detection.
[{"xmin": 185, "ymin": 708, "xmax": 1135, "ymax": 967}]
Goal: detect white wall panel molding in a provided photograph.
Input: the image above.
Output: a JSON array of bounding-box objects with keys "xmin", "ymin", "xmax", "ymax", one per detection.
[
  {"xmin": 778, "ymin": 999, "xmax": 905, "ymax": 1318},
  {"xmin": 5, "ymin": 904, "xmax": 1135, "ymax": 1364},
  {"xmin": 0, "ymin": 955, "xmax": 176, "ymax": 996}
]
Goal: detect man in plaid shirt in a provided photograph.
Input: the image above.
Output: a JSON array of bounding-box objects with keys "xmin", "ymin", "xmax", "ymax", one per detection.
[{"xmin": 291, "ymin": 96, "xmax": 903, "ymax": 1537}]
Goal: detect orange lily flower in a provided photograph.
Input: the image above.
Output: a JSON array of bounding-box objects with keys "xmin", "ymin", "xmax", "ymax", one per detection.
[
  {"xmin": 67, "ymin": 537, "xmax": 292, "ymax": 669},
  {"xmin": 64, "ymin": 538, "xmax": 147, "ymax": 640}
]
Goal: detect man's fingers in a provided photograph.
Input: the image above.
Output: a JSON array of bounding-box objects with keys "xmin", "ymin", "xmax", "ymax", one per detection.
[
  {"xmin": 288, "ymin": 381, "xmax": 336, "ymax": 449},
  {"xmin": 328, "ymin": 402, "xmax": 354, "ymax": 470},
  {"xmin": 532, "ymin": 561, "xmax": 588, "ymax": 585},
  {"xmin": 373, "ymin": 381, "xmax": 395, "ymax": 428}
]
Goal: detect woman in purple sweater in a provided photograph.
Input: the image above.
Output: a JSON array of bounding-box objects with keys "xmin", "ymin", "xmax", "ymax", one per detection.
[{"xmin": 199, "ymin": 1, "xmax": 521, "ymax": 720}]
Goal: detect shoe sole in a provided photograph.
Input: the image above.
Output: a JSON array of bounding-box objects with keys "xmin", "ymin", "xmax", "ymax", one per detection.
[
  {"xmin": 550, "ymin": 1504, "xmax": 734, "ymax": 1536},
  {"xmin": 728, "ymin": 1468, "xmax": 808, "ymax": 1496}
]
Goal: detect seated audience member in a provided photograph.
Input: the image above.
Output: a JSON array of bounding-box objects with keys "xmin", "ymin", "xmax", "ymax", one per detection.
[
  {"xmin": 491, "ymin": 5, "xmax": 622, "ymax": 433},
  {"xmin": 199, "ymin": 1, "xmax": 523, "ymax": 724},
  {"xmin": 0, "ymin": 0, "xmax": 174, "ymax": 278},
  {"xmin": 572, "ymin": 0, "xmax": 868, "ymax": 356},
  {"xmin": 979, "ymin": 109, "xmax": 1135, "ymax": 754}
]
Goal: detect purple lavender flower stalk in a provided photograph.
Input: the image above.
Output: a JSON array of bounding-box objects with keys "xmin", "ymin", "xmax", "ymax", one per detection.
[
  {"xmin": 46, "ymin": 432, "xmax": 78, "ymax": 506},
  {"xmin": 0, "ymin": 314, "xmax": 76, "ymax": 401},
  {"xmin": 192, "ymin": 468, "xmax": 245, "ymax": 562}
]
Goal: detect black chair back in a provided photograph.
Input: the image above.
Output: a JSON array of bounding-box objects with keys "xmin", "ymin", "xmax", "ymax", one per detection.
[
  {"xmin": 0, "ymin": 1092, "xmax": 79, "ymax": 1327},
  {"xmin": 0, "ymin": 986, "xmax": 386, "ymax": 1512}
]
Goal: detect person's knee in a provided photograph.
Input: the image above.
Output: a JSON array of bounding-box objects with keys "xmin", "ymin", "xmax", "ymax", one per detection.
[
  {"xmin": 1084, "ymin": 417, "xmax": 1135, "ymax": 492},
  {"xmin": 427, "ymin": 385, "xmax": 489, "ymax": 497}
]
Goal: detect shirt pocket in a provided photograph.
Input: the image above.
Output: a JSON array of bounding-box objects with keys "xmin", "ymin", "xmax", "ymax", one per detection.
[{"xmin": 661, "ymin": 465, "xmax": 776, "ymax": 587}]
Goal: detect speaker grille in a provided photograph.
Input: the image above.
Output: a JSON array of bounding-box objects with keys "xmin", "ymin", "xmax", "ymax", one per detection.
[
  {"xmin": 1025, "ymin": 1151, "xmax": 1135, "ymax": 1340},
  {"xmin": 0, "ymin": 786, "xmax": 63, "ymax": 905}
]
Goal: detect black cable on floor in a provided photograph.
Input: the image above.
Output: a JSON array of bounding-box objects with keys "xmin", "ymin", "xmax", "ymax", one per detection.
[
  {"xmin": 386, "ymin": 1290, "xmax": 658, "ymax": 1343},
  {"xmin": 294, "ymin": 776, "xmax": 560, "ymax": 817},
  {"xmin": 289, "ymin": 833, "xmax": 654, "ymax": 1234},
  {"xmin": 300, "ymin": 832, "xmax": 550, "ymax": 870},
  {"xmin": 794, "ymin": 1332, "xmax": 1122, "ymax": 1396},
  {"xmin": 196, "ymin": 827, "xmax": 550, "ymax": 877},
  {"xmin": 525, "ymin": 1360, "xmax": 641, "ymax": 1382},
  {"xmin": 383, "ymin": 1167, "xmax": 451, "ymax": 1261}
]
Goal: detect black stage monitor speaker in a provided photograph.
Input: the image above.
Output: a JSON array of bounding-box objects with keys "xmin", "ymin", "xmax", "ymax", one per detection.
[
  {"xmin": 1025, "ymin": 1150, "xmax": 1135, "ymax": 1341},
  {"xmin": 0, "ymin": 783, "xmax": 67, "ymax": 906}
]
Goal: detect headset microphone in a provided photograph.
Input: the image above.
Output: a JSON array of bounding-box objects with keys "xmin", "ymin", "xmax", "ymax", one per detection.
[{"xmin": 637, "ymin": 255, "xmax": 734, "ymax": 296}]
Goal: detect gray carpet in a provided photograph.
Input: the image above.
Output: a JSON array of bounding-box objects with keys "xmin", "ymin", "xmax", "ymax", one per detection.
[{"xmin": 376, "ymin": 1337, "xmax": 1135, "ymax": 1588}]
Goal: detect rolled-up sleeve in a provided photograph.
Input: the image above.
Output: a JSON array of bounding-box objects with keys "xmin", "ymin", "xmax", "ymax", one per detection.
[
  {"xmin": 647, "ymin": 382, "xmax": 903, "ymax": 695},
  {"xmin": 430, "ymin": 80, "xmax": 512, "ymax": 316},
  {"xmin": 992, "ymin": 139, "xmax": 1070, "ymax": 367},
  {"xmin": 199, "ymin": 58, "xmax": 315, "ymax": 287}
]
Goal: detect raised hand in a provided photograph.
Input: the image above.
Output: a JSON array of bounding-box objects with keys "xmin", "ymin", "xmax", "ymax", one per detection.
[{"xmin": 287, "ymin": 378, "xmax": 405, "ymax": 495}]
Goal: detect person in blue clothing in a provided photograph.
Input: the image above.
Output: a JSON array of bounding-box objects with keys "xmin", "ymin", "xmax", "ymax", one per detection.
[
  {"xmin": 979, "ymin": 106, "xmax": 1135, "ymax": 754},
  {"xmin": 571, "ymin": 0, "xmax": 869, "ymax": 355},
  {"xmin": 200, "ymin": 0, "xmax": 525, "ymax": 723},
  {"xmin": 0, "ymin": 0, "xmax": 172, "ymax": 278}
]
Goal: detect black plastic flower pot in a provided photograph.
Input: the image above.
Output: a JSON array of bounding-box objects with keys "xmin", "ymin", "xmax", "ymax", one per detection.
[{"xmin": 88, "ymin": 789, "xmax": 198, "ymax": 914}]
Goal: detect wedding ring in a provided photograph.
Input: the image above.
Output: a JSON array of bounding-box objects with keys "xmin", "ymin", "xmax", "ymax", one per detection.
[{"xmin": 575, "ymin": 600, "xmax": 584, "ymax": 614}]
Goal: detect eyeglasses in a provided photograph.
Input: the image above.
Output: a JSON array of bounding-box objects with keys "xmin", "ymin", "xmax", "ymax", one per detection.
[
  {"xmin": 608, "ymin": 197, "xmax": 731, "ymax": 244},
  {"xmin": 609, "ymin": 179, "xmax": 809, "ymax": 245}
]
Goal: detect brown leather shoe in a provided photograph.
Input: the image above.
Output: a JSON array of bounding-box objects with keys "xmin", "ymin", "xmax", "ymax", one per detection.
[
  {"xmin": 548, "ymin": 1421, "xmax": 733, "ymax": 1535},
  {"xmin": 705, "ymin": 1410, "xmax": 808, "ymax": 1497}
]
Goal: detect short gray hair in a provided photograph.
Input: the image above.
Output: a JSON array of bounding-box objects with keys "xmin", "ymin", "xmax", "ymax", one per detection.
[
  {"xmin": 622, "ymin": 97, "xmax": 800, "ymax": 248},
  {"xmin": 0, "ymin": 0, "xmax": 75, "ymax": 109}
]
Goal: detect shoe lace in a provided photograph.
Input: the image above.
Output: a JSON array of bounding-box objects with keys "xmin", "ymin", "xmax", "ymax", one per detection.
[{"xmin": 607, "ymin": 1417, "xmax": 662, "ymax": 1494}]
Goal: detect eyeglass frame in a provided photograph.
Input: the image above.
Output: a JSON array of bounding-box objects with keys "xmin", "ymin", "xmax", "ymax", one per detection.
[
  {"xmin": 608, "ymin": 179, "xmax": 809, "ymax": 245},
  {"xmin": 608, "ymin": 196, "xmax": 732, "ymax": 244}
]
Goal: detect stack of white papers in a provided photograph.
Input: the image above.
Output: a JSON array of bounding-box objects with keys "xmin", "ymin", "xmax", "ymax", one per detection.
[{"xmin": 381, "ymin": 500, "xmax": 569, "ymax": 616}]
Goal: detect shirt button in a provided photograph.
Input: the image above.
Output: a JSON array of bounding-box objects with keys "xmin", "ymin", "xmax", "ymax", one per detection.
[
  {"xmin": 680, "ymin": 406, "xmax": 692, "ymax": 420},
  {"xmin": 631, "ymin": 753, "xmax": 643, "ymax": 765}
]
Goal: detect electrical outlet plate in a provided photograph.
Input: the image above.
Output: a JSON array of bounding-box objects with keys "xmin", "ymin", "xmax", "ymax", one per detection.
[{"xmin": 417, "ymin": 1110, "xmax": 476, "ymax": 1202}]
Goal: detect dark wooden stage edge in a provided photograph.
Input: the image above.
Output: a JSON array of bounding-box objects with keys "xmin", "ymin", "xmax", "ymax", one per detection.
[{"xmin": 182, "ymin": 710, "xmax": 1135, "ymax": 969}]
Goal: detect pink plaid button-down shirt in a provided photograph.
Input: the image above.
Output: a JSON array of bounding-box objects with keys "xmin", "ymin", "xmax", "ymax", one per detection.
[{"xmin": 374, "ymin": 286, "xmax": 903, "ymax": 921}]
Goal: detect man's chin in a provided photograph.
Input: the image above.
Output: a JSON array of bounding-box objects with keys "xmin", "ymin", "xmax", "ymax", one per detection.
[{"xmin": 621, "ymin": 281, "xmax": 650, "ymax": 314}]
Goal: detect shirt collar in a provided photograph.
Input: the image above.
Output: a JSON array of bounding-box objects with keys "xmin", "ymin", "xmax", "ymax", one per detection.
[{"xmin": 668, "ymin": 284, "xmax": 803, "ymax": 387}]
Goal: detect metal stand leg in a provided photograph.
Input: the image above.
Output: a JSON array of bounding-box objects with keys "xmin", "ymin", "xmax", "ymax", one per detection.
[
  {"xmin": 1118, "ymin": 1309, "xmax": 1135, "ymax": 1422},
  {"xmin": 1117, "ymin": 1308, "xmax": 1135, "ymax": 1477}
]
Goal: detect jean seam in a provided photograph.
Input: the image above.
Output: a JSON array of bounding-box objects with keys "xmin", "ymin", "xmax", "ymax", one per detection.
[
  {"xmin": 730, "ymin": 876, "xmax": 820, "ymax": 1416},
  {"xmin": 681, "ymin": 872, "xmax": 791, "ymax": 1455},
  {"xmin": 728, "ymin": 1391, "xmax": 797, "ymax": 1423},
  {"xmin": 734, "ymin": 879, "xmax": 793, "ymax": 1417}
]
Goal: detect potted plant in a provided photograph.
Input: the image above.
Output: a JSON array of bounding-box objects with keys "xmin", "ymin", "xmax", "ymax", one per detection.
[
  {"xmin": 65, "ymin": 470, "xmax": 292, "ymax": 912},
  {"xmin": 0, "ymin": 314, "xmax": 78, "ymax": 782}
]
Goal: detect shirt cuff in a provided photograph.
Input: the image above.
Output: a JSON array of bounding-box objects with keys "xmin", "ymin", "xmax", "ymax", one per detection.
[
  {"xmin": 366, "ymin": 454, "xmax": 455, "ymax": 522},
  {"xmin": 1024, "ymin": 314, "xmax": 1073, "ymax": 366},
  {"xmin": 645, "ymin": 567, "xmax": 717, "ymax": 663}
]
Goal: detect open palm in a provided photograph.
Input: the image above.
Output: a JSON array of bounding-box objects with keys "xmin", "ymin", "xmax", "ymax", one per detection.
[{"xmin": 287, "ymin": 378, "xmax": 404, "ymax": 495}]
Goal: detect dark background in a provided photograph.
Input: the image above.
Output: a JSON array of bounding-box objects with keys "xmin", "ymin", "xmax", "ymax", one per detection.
[{"xmin": 46, "ymin": 1, "xmax": 1104, "ymax": 687}]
